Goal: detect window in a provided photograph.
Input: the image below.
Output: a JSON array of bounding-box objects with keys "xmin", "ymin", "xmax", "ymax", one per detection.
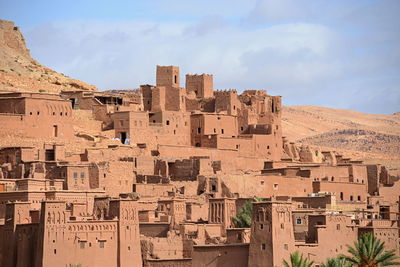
[
  {"xmin": 80, "ymin": 242, "xmax": 86, "ymax": 249},
  {"xmin": 340, "ymin": 192, "xmax": 344, "ymax": 200},
  {"xmin": 120, "ymin": 120, "xmax": 124, "ymax": 126},
  {"xmin": 260, "ymin": 224, "xmax": 264, "ymax": 230},
  {"xmin": 166, "ymin": 120, "xmax": 170, "ymax": 126},
  {"xmin": 37, "ymin": 111, "xmax": 40, "ymax": 115},
  {"xmin": 174, "ymin": 75, "xmax": 177, "ymax": 84},
  {"xmin": 284, "ymin": 244, "xmax": 288, "ymax": 250},
  {"xmin": 280, "ymin": 223, "xmax": 284, "ymax": 229},
  {"xmin": 197, "ymin": 128, "xmax": 201, "ymax": 134},
  {"xmin": 267, "ymin": 145, "xmax": 270, "ymax": 149},
  {"xmin": 29, "ymin": 112, "xmax": 33, "ymax": 115},
  {"xmin": 260, "ymin": 180, "xmax": 264, "ymax": 185},
  {"xmin": 221, "ymin": 129, "xmax": 224, "ymax": 134},
  {"xmin": 60, "ymin": 112, "xmax": 63, "ymax": 116},
  {"xmin": 273, "ymin": 183, "xmax": 278, "ymax": 190},
  {"xmin": 296, "ymin": 218, "xmax": 302, "ymax": 225},
  {"xmin": 261, "ymin": 243, "xmax": 266, "ymax": 250},
  {"xmin": 99, "ymin": 241, "xmax": 105, "ymax": 248},
  {"xmin": 54, "ymin": 249, "xmax": 57, "ymax": 254},
  {"xmin": 240, "ymin": 126, "xmax": 244, "ymax": 131},
  {"xmin": 214, "ymin": 128, "xmax": 216, "ymax": 133},
  {"xmin": 80, "ymin": 172, "xmax": 85, "ymax": 179},
  {"xmin": 350, "ymin": 195, "xmax": 353, "ymax": 201},
  {"xmin": 358, "ymin": 196, "xmax": 361, "ymax": 201},
  {"xmin": 73, "ymin": 172, "xmax": 78, "ymax": 179},
  {"xmin": 336, "ymin": 224, "xmax": 340, "ymax": 230}
]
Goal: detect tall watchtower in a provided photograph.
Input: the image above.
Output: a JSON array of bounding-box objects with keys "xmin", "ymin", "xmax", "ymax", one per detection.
[{"xmin": 156, "ymin": 65, "xmax": 180, "ymax": 88}]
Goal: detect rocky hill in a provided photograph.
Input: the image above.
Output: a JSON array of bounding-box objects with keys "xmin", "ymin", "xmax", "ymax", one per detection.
[
  {"xmin": 282, "ymin": 106, "xmax": 400, "ymax": 164},
  {"xmin": 0, "ymin": 20, "xmax": 97, "ymax": 93}
]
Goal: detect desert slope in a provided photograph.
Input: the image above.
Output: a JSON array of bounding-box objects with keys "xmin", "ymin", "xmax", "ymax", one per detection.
[
  {"xmin": 282, "ymin": 106, "xmax": 400, "ymax": 158},
  {"xmin": 0, "ymin": 19, "xmax": 97, "ymax": 93}
]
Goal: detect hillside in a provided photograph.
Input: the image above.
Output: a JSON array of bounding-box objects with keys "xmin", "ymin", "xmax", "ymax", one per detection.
[
  {"xmin": 282, "ymin": 106, "xmax": 400, "ymax": 164},
  {"xmin": 0, "ymin": 19, "xmax": 97, "ymax": 93}
]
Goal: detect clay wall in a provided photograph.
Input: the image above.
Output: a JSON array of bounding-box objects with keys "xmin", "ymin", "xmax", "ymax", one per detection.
[
  {"xmin": 215, "ymin": 90, "xmax": 241, "ymax": 116},
  {"xmin": 221, "ymin": 174, "xmax": 313, "ymax": 198},
  {"xmin": 133, "ymin": 184, "xmax": 174, "ymax": 197},
  {"xmin": 145, "ymin": 259, "xmax": 191, "ymax": 267},
  {"xmin": 312, "ymin": 181, "xmax": 367, "ymax": 202},
  {"xmin": 185, "ymin": 74, "xmax": 213, "ymax": 99},
  {"xmin": 226, "ymin": 228, "xmax": 251, "ymax": 244},
  {"xmin": 192, "ymin": 244, "xmax": 249, "ymax": 267},
  {"xmin": 156, "ymin": 66, "xmax": 180, "ymax": 88},
  {"xmin": 139, "ymin": 223, "xmax": 170, "ymax": 237},
  {"xmin": 191, "ymin": 114, "xmax": 238, "ymax": 146}
]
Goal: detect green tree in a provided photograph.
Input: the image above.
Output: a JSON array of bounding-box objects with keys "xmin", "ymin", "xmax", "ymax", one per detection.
[
  {"xmin": 339, "ymin": 232, "xmax": 400, "ymax": 267},
  {"xmin": 232, "ymin": 197, "xmax": 263, "ymax": 228},
  {"xmin": 283, "ymin": 251, "xmax": 314, "ymax": 267},
  {"xmin": 321, "ymin": 257, "xmax": 352, "ymax": 267}
]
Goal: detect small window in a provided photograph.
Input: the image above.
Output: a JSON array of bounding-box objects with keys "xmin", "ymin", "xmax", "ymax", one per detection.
[
  {"xmin": 267, "ymin": 145, "xmax": 270, "ymax": 149},
  {"xmin": 54, "ymin": 249, "xmax": 57, "ymax": 254},
  {"xmin": 73, "ymin": 172, "xmax": 78, "ymax": 179},
  {"xmin": 217, "ymin": 117, "xmax": 221, "ymax": 120},
  {"xmin": 260, "ymin": 180, "xmax": 264, "ymax": 185},
  {"xmin": 336, "ymin": 224, "xmax": 340, "ymax": 230},
  {"xmin": 240, "ymin": 126, "xmax": 244, "ymax": 131},
  {"xmin": 29, "ymin": 112, "xmax": 33, "ymax": 115},
  {"xmin": 214, "ymin": 128, "xmax": 216, "ymax": 133},
  {"xmin": 80, "ymin": 172, "xmax": 85, "ymax": 179},
  {"xmin": 296, "ymin": 218, "xmax": 302, "ymax": 225},
  {"xmin": 37, "ymin": 111, "xmax": 40, "ymax": 115},
  {"xmin": 120, "ymin": 120, "xmax": 124, "ymax": 126},
  {"xmin": 197, "ymin": 128, "xmax": 201, "ymax": 134},
  {"xmin": 53, "ymin": 112, "xmax": 55, "ymax": 115},
  {"xmin": 80, "ymin": 242, "xmax": 86, "ymax": 249},
  {"xmin": 358, "ymin": 196, "xmax": 361, "ymax": 201},
  {"xmin": 221, "ymin": 129, "xmax": 224, "ymax": 134},
  {"xmin": 350, "ymin": 196, "xmax": 353, "ymax": 201},
  {"xmin": 273, "ymin": 183, "xmax": 278, "ymax": 190},
  {"xmin": 166, "ymin": 120, "xmax": 170, "ymax": 125},
  {"xmin": 280, "ymin": 223, "xmax": 284, "ymax": 229},
  {"xmin": 340, "ymin": 192, "xmax": 344, "ymax": 200},
  {"xmin": 260, "ymin": 224, "xmax": 264, "ymax": 230},
  {"xmin": 284, "ymin": 244, "xmax": 288, "ymax": 250},
  {"xmin": 60, "ymin": 112, "xmax": 63, "ymax": 116},
  {"xmin": 261, "ymin": 243, "xmax": 266, "ymax": 250},
  {"xmin": 99, "ymin": 241, "xmax": 105, "ymax": 248}
]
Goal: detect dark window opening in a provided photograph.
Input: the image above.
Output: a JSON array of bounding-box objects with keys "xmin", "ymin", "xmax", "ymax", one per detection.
[
  {"xmin": 197, "ymin": 128, "xmax": 201, "ymax": 134},
  {"xmin": 166, "ymin": 120, "xmax": 170, "ymax": 125},
  {"xmin": 340, "ymin": 192, "xmax": 344, "ymax": 200},
  {"xmin": 174, "ymin": 75, "xmax": 177, "ymax": 84},
  {"xmin": 120, "ymin": 132, "xmax": 127, "ymax": 144},
  {"xmin": 45, "ymin": 149, "xmax": 55, "ymax": 161},
  {"xmin": 221, "ymin": 129, "xmax": 224, "ymax": 134},
  {"xmin": 53, "ymin": 125, "xmax": 58, "ymax": 137}
]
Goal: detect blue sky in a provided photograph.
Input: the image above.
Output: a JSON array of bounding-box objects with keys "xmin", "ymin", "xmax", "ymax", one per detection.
[{"xmin": 1, "ymin": 0, "xmax": 399, "ymax": 114}]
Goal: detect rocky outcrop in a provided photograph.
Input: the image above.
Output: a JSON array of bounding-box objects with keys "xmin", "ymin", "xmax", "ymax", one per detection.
[{"xmin": 0, "ymin": 20, "xmax": 97, "ymax": 93}]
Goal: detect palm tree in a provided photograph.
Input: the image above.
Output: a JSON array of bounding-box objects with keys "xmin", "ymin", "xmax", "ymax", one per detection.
[
  {"xmin": 232, "ymin": 197, "xmax": 263, "ymax": 228},
  {"xmin": 321, "ymin": 257, "xmax": 352, "ymax": 267},
  {"xmin": 339, "ymin": 232, "xmax": 400, "ymax": 266},
  {"xmin": 283, "ymin": 251, "xmax": 314, "ymax": 267}
]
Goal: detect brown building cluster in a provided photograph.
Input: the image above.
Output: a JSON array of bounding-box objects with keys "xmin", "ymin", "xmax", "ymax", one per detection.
[{"xmin": 0, "ymin": 65, "xmax": 399, "ymax": 267}]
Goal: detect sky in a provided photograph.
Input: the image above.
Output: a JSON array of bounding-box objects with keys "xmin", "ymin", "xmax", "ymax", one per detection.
[{"xmin": 1, "ymin": 0, "xmax": 399, "ymax": 114}]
